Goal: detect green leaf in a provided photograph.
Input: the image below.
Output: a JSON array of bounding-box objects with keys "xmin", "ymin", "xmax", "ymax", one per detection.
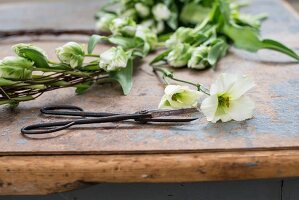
[
  {"xmin": 108, "ymin": 36, "xmax": 143, "ymax": 50},
  {"xmin": 150, "ymin": 49, "xmax": 171, "ymax": 65},
  {"xmin": 208, "ymin": 40, "xmax": 229, "ymax": 66},
  {"xmin": 109, "ymin": 58, "xmax": 133, "ymax": 95},
  {"xmin": 180, "ymin": 2, "xmax": 211, "ymax": 24},
  {"xmin": 0, "ymin": 78, "xmax": 18, "ymax": 86},
  {"xmin": 17, "ymin": 48, "xmax": 49, "ymax": 68},
  {"xmin": 221, "ymin": 23, "xmax": 262, "ymax": 52},
  {"xmin": 87, "ymin": 34, "xmax": 107, "ymax": 54},
  {"xmin": 75, "ymin": 81, "xmax": 94, "ymax": 94},
  {"xmin": 261, "ymin": 39, "xmax": 299, "ymax": 61}
]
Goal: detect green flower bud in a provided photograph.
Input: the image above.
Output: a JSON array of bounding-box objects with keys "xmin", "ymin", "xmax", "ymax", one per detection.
[
  {"xmin": 13, "ymin": 43, "xmax": 48, "ymax": 59},
  {"xmin": 56, "ymin": 42, "xmax": 85, "ymax": 69},
  {"xmin": 109, "ymin": 18, "xmax": 137, "ymax": 37},
  {"xmin": 122, "ymin": 8, "xmax": 137, "ymax": 20},
  {"xmin": 166, "ymin": 27, "xmax": 196, "ymax": 48},
  {"xmin": 167, "ymin": 43, "xmax": 192, "ymax": 67},
  {"xmin": 95, "ymin": 13, "xmax": 116, "ymax": 32},
  {"xmin": 188, "ymin": 46, "xmax": 210, "ymax": 69},
  {"xmin": 0, "ymin": 56, "xmax": 33, "ymax": 80},
  {"xmin": 152, "ymin": 3, "xmax": 171, "ymax": 21},
  {"xmin": 99, "ymin": 46, "xmax": 129, "ymax": 72},
  {"xmin": 135, "ymin": 25, "xmax": 158, "ymax": 51},
  {"xmin": 135, "ymin": 3, "xmax": 150, "ymax": 17}
]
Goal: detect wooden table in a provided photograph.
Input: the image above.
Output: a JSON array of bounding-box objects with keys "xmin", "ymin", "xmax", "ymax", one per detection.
[{"xmin": 0, "ymin": 0, "xmax": 299, "ymax": 195}]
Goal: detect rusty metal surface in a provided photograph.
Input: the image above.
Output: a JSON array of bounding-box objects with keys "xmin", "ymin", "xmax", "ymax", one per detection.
[{"xmin": 0, "ymin": 0, "xmax": 298, "ymax": 155}]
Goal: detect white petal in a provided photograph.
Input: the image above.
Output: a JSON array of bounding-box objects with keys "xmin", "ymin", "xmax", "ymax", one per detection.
[
  {"xmin": 228, "ymin": 96, "xmax": 255, "ymax": 121},
  {"xmin": 158, "ymin": 95, "xmax": 172, "ymax": 109},
  {"xmin": 228, "ymin": 75, "xmax": 255, "ymax": 100},
  {"xmin": 200, "ymin": 95, "xmax": 218, "ymax": 122},
  {"xmin": 210, "ymin": 73, "xmax": 238, "ymax": 95},
  {"xmin": 164, "ymin": 85, "xmax": 184, "ymax": 96}
]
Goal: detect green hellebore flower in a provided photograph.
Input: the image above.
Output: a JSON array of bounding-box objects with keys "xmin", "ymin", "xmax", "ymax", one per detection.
[
  {"xmin": 167, "ymin": 43, "xmax": 192, "ymax": 67},
  {"xmin": 109, "ymin": 17, "xmax": 137, "ymax": 37},
  {"xmin": 56, "ymin": 42, "xmax": 85, "ymax": 69},
  {"xmin": 159, "ymin": 85, "xmax": 201, "ymax": 109},
  {"xmin": 135, "ymin": 25, "xmax": 158, "ymax": 52},
  {"xmin": 0, "ymin": 56, "xmax": 33, "ymax": 80},
  {"xmin": 135, "ymin": 3, "xmax": 150, "ymax": 17},
  {"xmin": 95, "ymin": 13, "xmax": 117, "ymax": 32},
  {"xmin": 188, "ymin": 46, "xmax": 210, "ymax": 69},
  {"xmin": 165, "ymin": 27, "xmax": 196, "ymax": 48},
  {"xmin": 13, "ymin": 43, "xmax": 48, "ymax": 59},
  {"xmin": 152, "ymin": 3, "xmax": 171, "ymax": 21},
  {"xmin": 99, "ymin": 46, "xmax": 129, "ymax": 72}
]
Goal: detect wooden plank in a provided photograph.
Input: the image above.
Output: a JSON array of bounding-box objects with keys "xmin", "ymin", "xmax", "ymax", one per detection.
[{"xmin": 0, "ymin": 149, "xmax": 298, "ymax": 195}]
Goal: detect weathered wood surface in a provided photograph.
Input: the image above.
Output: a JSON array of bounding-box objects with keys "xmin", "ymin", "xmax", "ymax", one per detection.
[
  {"xmin": 0, "ymin": 0, "xmax": 298, "ymax": 155},
  {"xmin": 0, "ymin": 150, "xmax": 299, "ymax": 195},
  {"xmin": 0, "ymin": 0, "xmax": 299, "ymax": 195}
]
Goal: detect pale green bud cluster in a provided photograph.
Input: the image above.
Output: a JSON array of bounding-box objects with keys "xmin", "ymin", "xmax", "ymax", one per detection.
[
  {"xmin": 165, "ymin": 27, "xmax": 196, "ymax": 48},
  {"xmin": 0, "ymin": 56, "xmax": 34, "ymax": 80},
  {"xmin": 135, "ymin": 25, "xmax": 158, "ymax": 52},
  {"xmin": 109, "ymin": 17, "xmax": 137, "ymax": 37},
  {"xmin": 188, "ymin": 46, "xmax": 210, "ymax": 69},
  {"xmin": 152, "ymin": 3, "xmax": 171, "ymax": 21},
  {"xmin": 95, "ymin": 13, "xmax": 117, "ymax": 32},
  {"xmin": 99, "ymin": 46, "xmax": 130, "ymax": 72},
  {"xmin": 55, "ymin": 42, "xmax": 85, "ymax": 69},
  {"xmin": 135, "ymin": 3, "xmax": 150, "ymax": 18},
  {"xmin": 167, "ymin": 43, "xmax": 193, "ymax": 67}
]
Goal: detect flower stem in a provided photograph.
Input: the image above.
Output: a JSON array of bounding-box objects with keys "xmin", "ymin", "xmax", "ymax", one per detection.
[
  {"xmin": 85, "ymin": 54, "xmax": 100, "ymax": 58},
  {"xmin": 153, "ymin": 66, "xmax": 210, "ymax": 95}
]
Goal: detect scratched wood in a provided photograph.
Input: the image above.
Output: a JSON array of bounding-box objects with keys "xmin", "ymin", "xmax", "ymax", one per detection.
[
  {"xmin": 0, "ymin": 0, "xmax": 299, "ymax": 155},
  {"xmin": 0, "ymin": 150, "xmax": 298, "ymax": 195}
]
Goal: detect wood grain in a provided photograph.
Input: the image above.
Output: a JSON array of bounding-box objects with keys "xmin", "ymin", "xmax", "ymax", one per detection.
[
  {"xmin": 0, "ymin": 0, "xmax": 299, "ymax": 195},
  {"xmin": 0, "ymin": 150, "xmax": 299, "ymax": 195}
]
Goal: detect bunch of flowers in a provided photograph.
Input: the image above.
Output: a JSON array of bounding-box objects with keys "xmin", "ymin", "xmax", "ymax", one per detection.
[
  {"xmin": 96, "ymin": 0, "xmax": 179, "ymax": 34},
  {"xmin": 1, "ymin": 0, "xmax": 299, "ymax": 124},
  {"xmin": 151, "ymin": 0, "xmax": 299, "ymax": 69},
  {"xmin": 0, "ymin": 40, "xmax": 138, "ymax": 107}
]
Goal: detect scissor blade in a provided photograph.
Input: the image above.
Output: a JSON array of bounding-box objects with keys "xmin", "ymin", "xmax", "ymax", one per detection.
[{"xmin": 149, "ymin": 108, "xmax": 199, "ymax": 118}]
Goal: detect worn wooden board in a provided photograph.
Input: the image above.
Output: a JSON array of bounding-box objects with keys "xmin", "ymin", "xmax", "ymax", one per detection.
[{"xmin": 0, "ymin": 0, "xmax": 298, "ymax": 155}]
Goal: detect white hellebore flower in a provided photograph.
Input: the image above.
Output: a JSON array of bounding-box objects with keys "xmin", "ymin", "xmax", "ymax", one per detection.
[
  {"xmin": 99, "ymin": 46, "xmax": 129, "ymax": 72},
  {"xmin": 135, "ymin": 3, "xmax": 150, "ymax": 17},
  {"xmin": 167, "ymin": 43, "xmax": 192, "ymax": 67},
  {"xmin": 201, "ymin": 73, "xmax": 255, "ymax": 123},
  {"xmin": 95, "ymin": 13, "xmax": 116, "ymax": 32},
  {"xmin": 165, "ymin": 27, "xmax": 195, "ymax": 48},
  {"xmin": 159, "ymin": 85, "xmax": 201, "ymax": 109},
  {"xmin": 152, "ymin": 3, "xmax": 171, "ymax": 21},
  {"xmin": 109, "ymin": 17, "xmax": 136, "ymax": 37},
  {"xmin": 135, "ymin": 25, "xmax": 158, "ymax": 51},
  {"xmin": 0, "ymin": 56, "xmax": 33, "ymax": 80},
  {"xmin": 56, "ymin": 42, "xmax": 85, "ymax": 69},
  {"xmin": 188, "ymin": 46, "xmax": 209, "ymax": 69}
]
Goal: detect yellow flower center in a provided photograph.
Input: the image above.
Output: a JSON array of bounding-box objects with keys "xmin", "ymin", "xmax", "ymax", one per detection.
[{"xmin": 218, "ymin": 95, "xmax": 230, "ymax": 108}]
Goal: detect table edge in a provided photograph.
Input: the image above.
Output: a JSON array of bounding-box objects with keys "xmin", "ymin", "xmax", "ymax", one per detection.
[{"xmin": 1, "ymin": 149, "xmax": 299, "ymax": 195}]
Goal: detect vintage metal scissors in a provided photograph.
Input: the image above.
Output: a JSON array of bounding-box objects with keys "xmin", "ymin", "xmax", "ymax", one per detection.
[{"xmin": 21, "ymin": 105, "xmax": 199, "ymax": 135}]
